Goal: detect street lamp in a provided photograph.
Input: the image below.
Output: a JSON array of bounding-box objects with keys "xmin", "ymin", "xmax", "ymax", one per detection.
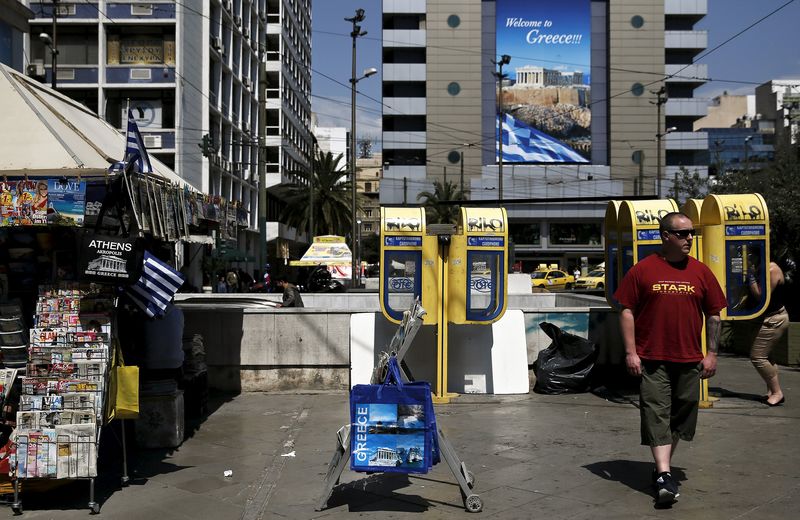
[
  {"xmin": 356, "ymin": 219, "xmax": 362, "ymax": 287},
  {"xmin": 492, "ymin": 54, "xmax": 511, "ymax": 200},
  {"xmin": 655, "ymin": 126, "xmax": 677, "ymax": 197},
  {"xmin": 345, "ymin": 7, "xmax": 372, "ymax": 289},
  {"xmin": 744, "ymin": 135, "xmax": 753, "ymax": 173},
  {"xmin": 39, "ymin": 32, "xmax": 58, "ymax": 90}
]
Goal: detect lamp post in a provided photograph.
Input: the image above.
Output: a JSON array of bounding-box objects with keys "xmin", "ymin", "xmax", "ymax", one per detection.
[
  {"xmin": 492, "ymin": 54, "xmax": 511, "ymax": 200},
  {"xmin": 356, "ymin": 219, "xmax": 362, "ymax": 287},
  {"xmin": 655, "ymin": 126, "xmax": 676, "ymax": 197},
  {"xmin": 345, "ymin": 8, "xmax": 373, "ymax": 289}
]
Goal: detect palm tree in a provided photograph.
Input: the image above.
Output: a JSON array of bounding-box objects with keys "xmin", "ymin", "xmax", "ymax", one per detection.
[
  {"xmin": 277, "ymin": 151, "xmax": 360, "ymax": 237},
  {"xmin": 416, "ymin": 180, "xmax": 466, "ymax": 224}
]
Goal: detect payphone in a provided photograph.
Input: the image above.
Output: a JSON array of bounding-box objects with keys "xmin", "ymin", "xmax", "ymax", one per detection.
[
  {"xmin": 449, "ymin": 208, "xmax": 509, "ymax": 325},
  {"xmin": 700, "ymin": 194, "xmax": 770, "ymax": 321},
  {"xmin": 379, "ymin": 207, "xmax": 439, "ymax": 325},
  {"xmin": 603, "ymin": 201, "xmax": 622, "ymax": 308},
  {"xmin": 618, "ymin": 199, "xmax": 679, "ymax": 279}
]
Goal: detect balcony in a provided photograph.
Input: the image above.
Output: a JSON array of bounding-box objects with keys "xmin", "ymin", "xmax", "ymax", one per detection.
[
  {"xmin": 665, "ymin": 30, "xmax": 707, "ymax": 51},
  {"xmin": 44, "ymin": 66, "xmax": 99, "ymax": 85},
  {"xmin": 665, "ymin": 64, "xmax": 708, "ymax": 84},
  {"xmin": 383, "ymin": 0, "xmax": 427, "ymax": 14},
  {"xmin": 383, "ymin": 63, "xmax": 426, "ymax": 82},
  {"xmin": 383, "ymin": 29, "xmax": 425, "ymax": 48},
  {"xmin": 666, "ymin": 98, "xmax": 709, "ymax": 117},
  {"xmin": 665, "ymin": 131, "xmax": 708, "ymax": 151},
  {"xmin": 383, "ymin": 131, "xmax": 427, "ymax": 150},
  {"xmin": 383, "ymin": 97, "xmax": 426, "ymax": 116},
  {"xmin": 665, "ymin": 0, "xmax": 707, "ymax": 17}
]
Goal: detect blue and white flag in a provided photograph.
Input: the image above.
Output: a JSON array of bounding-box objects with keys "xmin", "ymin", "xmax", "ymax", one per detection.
[
  {"xmin": 497, "ymin": 113, "xmax": 589, "ymax": 164},
  {"xmin": 126, "ymin": 251, "xmax": 184, "ymax": 318},
  {"xmin": 124, "ymin": 108, "xmax": 154, "ymax": 174}
]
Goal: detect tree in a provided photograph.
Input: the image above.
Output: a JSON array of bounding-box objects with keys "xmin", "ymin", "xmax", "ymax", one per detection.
[
  {"xmin": 416, "ymin": 180, "xmax": 466, "ymax": 224},
  {"xmin": 277, "ymin": 151, "xmax": 362, "ymax": 237},
  {"xmin": 668, "ymin": 166, "xmax": 711, "ymax": 207}
]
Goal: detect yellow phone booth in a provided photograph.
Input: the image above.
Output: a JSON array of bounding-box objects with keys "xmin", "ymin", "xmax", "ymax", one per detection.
[
  {"xmin": 449, "ymin": 208, "xmax": 509, "ymax": 325},
  {"xmin": 379, "ymin": 207, "xmax": 438, "ymax": 325},
  {"xmin": 604, "ymin": 201, "xmax": 622, "ymax": 308},
  {"xmin": 618, "ymin": 199, "xmax": 679, "ymax": 279},
  {"xmin": 700, "ymin": 194, "xmax": 771, "ymax": 321}
]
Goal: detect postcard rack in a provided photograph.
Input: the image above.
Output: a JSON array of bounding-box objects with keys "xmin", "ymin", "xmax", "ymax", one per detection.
[
  {"xmin": 8, "ymin": 284, "xmax": 113, "ymax": 515},
  {"xmin": 316, "ymin": 301, "xmax": 483, "ymax": 513}
]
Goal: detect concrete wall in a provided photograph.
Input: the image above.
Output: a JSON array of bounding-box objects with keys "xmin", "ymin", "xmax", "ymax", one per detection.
[{"xmin": 177, "ymin": 292, "xmax": 623, "ymax": 392}]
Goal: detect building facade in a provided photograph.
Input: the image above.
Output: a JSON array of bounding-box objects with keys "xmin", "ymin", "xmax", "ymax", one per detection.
[
  {"xmin": 380, "ymin": 0, "xmax": 710, "ymax": 270},
  {"xmin": 755, "ymin": 79, "xmax": 800, "ymax": 146},
  {"xmin": 25, "ymin": 0, "xmax": 312, "ymax": 274},
  {"xmin": 0, "ymin": 0, "xmax": 34, "ymax": 72}
]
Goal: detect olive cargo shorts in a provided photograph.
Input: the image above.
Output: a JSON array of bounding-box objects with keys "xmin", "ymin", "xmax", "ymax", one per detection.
[{"xmin": 640, "ymin": 360, "xmax": 702, "ymax": 447}]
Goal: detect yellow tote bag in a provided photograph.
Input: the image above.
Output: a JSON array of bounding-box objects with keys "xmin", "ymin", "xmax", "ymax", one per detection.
[{"xmin": 106, "ymin": 341, "xmax": 140, "ymax": 422}]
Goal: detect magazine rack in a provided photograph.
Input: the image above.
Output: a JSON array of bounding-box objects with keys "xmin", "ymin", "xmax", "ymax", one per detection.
[
  {"xmin": 316, "ymin": 301, "xmax": 482, "ymax": 513},
  {"xmin": 9, "ymin": 284, "xmax": 115, "ymax": 514}
]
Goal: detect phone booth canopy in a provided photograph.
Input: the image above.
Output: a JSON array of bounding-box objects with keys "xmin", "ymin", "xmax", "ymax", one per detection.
[
  {"xmin": 681, "ymin": 199, "xmax": 704, "ymax": 261},
  {"xmin": 618, "ymin": 199, "xmax": 679, "ymax": 280},
  {"xmin": 379, "ymin": 207, "xmax": 438, "ymax": 324},
  {"xmin": 700, "ymin": 194, "xmax": 770, "ymax": 321},
  {"xmin": 603, "ymin": 201, "xmax": 622, "ymax": 307},
  {"xmin": 449, "ymin": 207, "xmax": 508, "ymax": 325}
]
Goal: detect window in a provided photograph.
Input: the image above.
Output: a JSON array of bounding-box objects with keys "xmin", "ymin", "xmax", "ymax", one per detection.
[
  {"xmin": 364, "ymin": 223, "xmax": 373, "ymax": 232},
  {"xmin": 510, "ymin": 223, "xmax": 541, "ymax": 246},
  {"xmin": 365, "ymin": 209, "xmax": 372, "ymax": 217},
  {"xmin": 364, "ymin": 182, "xmax": 372, "ymax": 192},
  {"xmin": 549, "ymin": 223, "xmax": 602, "ymax": 246}
]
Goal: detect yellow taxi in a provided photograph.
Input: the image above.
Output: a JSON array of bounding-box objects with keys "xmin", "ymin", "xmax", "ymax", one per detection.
[
  {"xmin": 574, "ymin": 269, "xmax": 606, "ymax": 290},
  {"xmin": 531, "ymin": 269, "xmax": 575, "ymax": 291}
]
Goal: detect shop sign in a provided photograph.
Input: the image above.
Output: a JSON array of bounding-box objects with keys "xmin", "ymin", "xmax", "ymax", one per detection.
[{"xmin": 79, "ymin": 234, "xmax": 142, "ymax": 285}]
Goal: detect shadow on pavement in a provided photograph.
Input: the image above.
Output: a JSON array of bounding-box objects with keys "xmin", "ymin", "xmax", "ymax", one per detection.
[
  {"xmin": 583, "ymin": 459, "xmax": 686, "ymax": 496},
  {"xmin": 326, "ymin": 473, "xmax": 434, "ymax": 513},
  {"xmin": 708, "ymin": 386, "xmax": 764, "ymax": 403}
]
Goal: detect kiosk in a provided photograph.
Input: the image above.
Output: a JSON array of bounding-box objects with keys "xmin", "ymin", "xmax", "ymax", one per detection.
[
  {"xmin": 617, "ymin": 199, "xmax": 679, "ymax": 279},
  {"xmin": 379, "ymin": 207, "xmax": 438, "ymax": 325},
  {"xmin": 603, "ymin": 201, "xmax": 622, "ymax": 307},
  {"xmin": 700, "ymin": 194, "xmax": 770, "ymax": 321}
]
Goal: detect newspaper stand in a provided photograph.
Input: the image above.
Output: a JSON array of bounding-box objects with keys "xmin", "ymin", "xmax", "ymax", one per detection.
[
  {"xmin": 316, "ymin": 300, "xmax": 482, "ymax": 513},
  {"xmin": 9, "ymin": 284, "xmax": 115, "ymax": 514}
]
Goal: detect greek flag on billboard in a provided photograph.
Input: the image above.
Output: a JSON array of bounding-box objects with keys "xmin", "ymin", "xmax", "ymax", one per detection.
[
  {"xmin": 498, "ymin": 113, "xmax": 589, "ymax": 164},
  {"xmin": 124, "ymin": 108, "xmax": 154, "ymax": 174},
  {"xmin": 126, "ymin": 251, "xmax": 184, "ymax": 318}
]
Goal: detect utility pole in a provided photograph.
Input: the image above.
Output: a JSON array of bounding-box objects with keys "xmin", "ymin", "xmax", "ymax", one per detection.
[
  {"xmin": 650, "ymin": 86, "xmax": 667, "ymax": 197},
  {"xmin": 492, "ymin": 55, "xmax": 511, "ymax": 200},
  {"xmin": 346, "ymin": 8, "xmax": 367, "ymax": 289},
  {"xmin": 51, "ymin": 0, "xmax": 59, "ymax": 89}
]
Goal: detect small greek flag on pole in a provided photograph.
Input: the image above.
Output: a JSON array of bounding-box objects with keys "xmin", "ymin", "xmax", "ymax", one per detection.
[
  {"xmin": 126, "ymin": 251, "xmax": 184, "ymax": 318},
  {"xmin": 124, "ymin": 108, "xmax": 154, "ymax": 174}
]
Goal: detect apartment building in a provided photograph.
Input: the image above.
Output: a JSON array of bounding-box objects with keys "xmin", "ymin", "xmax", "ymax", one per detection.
[{"xmin": 25, "ymin": 0, "xmax": 313, "ymax": 269}]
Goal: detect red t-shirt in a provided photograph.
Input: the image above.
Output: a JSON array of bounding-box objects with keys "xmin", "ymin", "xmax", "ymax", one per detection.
[{"xmin": 614, "ymin": 253, "xmax": 727, "ymax": 363}]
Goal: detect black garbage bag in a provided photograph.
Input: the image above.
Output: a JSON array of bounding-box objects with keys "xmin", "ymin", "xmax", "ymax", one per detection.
[{"xmin": 533, "ymin": 322, "xmax": 598, "ymax": 394}]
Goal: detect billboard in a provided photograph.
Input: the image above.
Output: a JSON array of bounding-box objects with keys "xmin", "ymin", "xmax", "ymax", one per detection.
[{"xmin": 496, "ymin": 0, "xmax": 592, "ymax": 163}]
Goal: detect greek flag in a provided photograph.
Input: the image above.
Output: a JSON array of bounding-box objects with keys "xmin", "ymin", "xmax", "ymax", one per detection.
[
  {"xmin": 126, "ymin": 251, "xmax": 184, "ymax": 318},
  {"xmin": 497, "ymin": 113, "xmax": 589, "ymax": 164},
  {"xmin": 124, "ymin": 108, "xmax": 153, "ymax": 174}
]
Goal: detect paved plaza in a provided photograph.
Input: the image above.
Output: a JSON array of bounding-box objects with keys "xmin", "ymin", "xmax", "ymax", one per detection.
[{"xmin": 2, "ymin": 354, "xmax": 798, "ymax": 519}]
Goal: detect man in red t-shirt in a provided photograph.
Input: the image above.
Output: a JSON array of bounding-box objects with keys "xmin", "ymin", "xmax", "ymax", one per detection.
[{"xmin": 615, "ymin": 212, "xmax": 726, "ymax": 506}]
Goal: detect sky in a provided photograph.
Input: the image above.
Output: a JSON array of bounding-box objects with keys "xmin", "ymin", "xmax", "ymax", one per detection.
[{"xmin": 311, "ymin": 0, "xmax": 800, "ymax": 141}]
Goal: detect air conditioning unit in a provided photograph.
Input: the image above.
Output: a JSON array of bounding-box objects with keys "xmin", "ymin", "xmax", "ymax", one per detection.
[
  {"xmin": 242, "ymin": 75, "xmax": 250, "ymax": 88},
  {"xmin": 212, "ymin": 36, "xmax": 222, "ymax": 51},
  {"xmin": 143, "ymin": 135, "xmax": 163, "ymax": 149},
  {"xmin": 242, "ymin": 167, "xmax": 250, "ymax": 180},
  {"xmin": 130, "ymin": 69, "xmax": 152, "ymax": 80},
  {"xmin": 131, "ymin": 4, "xmax": 153, "ymax": 16},
  {"xmin": 27, "ymin": 60, "xmax": 45, "ymax": 78},
  {"xmin": 234, "ymin": 15, "xmax": 242, "ymax": 27},
  {"xmin": 243, "ymin": 27, "xmax": 250, "ymax": 39}
]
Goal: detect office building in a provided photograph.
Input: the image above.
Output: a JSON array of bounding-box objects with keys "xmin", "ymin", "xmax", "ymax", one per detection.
[
  {"xmin": 755, "ymin": 79, "xmax": 800, "ymax": 146},
  {"xmin": 380, "ymin": 0, "xmax": 710, "ymax": 268},
  {"xmin": 25, "ymin": 0, "xmax": 312, "ymax": 271},
  {"xmin": 0, "ymin": 0, "xmax": 34, "ymax": 71}
]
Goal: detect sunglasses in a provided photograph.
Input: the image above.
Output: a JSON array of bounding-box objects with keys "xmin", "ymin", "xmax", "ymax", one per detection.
[{"xmin": 666, "ymin": 229, "xmax": 695, "ymax": 239}]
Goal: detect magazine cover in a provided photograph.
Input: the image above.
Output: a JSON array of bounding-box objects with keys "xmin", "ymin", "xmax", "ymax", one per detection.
[{"xmin": 351, "ymin": 403, "xmax": 428, "ymax": 472}]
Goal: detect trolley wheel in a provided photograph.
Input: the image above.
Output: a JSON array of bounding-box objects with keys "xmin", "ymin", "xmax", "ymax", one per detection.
[
  {"xmin": 11, "ymin": 504, "xmax": 22, "ymax": 515},
  {"xmin": 464, "ymin": 494, "xmax": 483, "ymax": 513},
  {"xmin": 89, "ymin": 502, "xmax": 100, "ymax": 514}
]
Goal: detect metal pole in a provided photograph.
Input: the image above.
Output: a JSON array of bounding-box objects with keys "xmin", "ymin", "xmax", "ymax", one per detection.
[
  {"xmin": 258, "ymin": 60, "xmax": 268, "ymax": 274},
  {"xmin": 403, "ymin": 177, "xmax": 407, "ymax": 204},
  {"xmin": 651, "ymin": 87, "xmax": 667, "ymax": 198},
  {"xmin": 51, "ymin": 0, "xmax": 59, "ymax": 90},
  {"xmin": 350, "ymin": 24, "xmax": 357, "ymax": 289},
  {"xmin": 459, "ymin": 151, "xmax": 464, "ymax": 194},
  {"xmin": 497, "ymin": 62, "xmax": 504, "ymax": 200}
]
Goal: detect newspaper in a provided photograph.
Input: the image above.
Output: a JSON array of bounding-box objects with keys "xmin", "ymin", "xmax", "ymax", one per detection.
[{"xmin": 56, "ymin": 423, "xmax": 97, "ymax": 478}]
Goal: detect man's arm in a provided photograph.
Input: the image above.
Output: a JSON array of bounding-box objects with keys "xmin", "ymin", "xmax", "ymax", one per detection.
[
  {"xmin": 700, "ymin": 314, "xmax": 721, "ymax": 379},
  {"xmin": 619, "ymin": 308, "xmax": 641, "ymax": 377}
]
